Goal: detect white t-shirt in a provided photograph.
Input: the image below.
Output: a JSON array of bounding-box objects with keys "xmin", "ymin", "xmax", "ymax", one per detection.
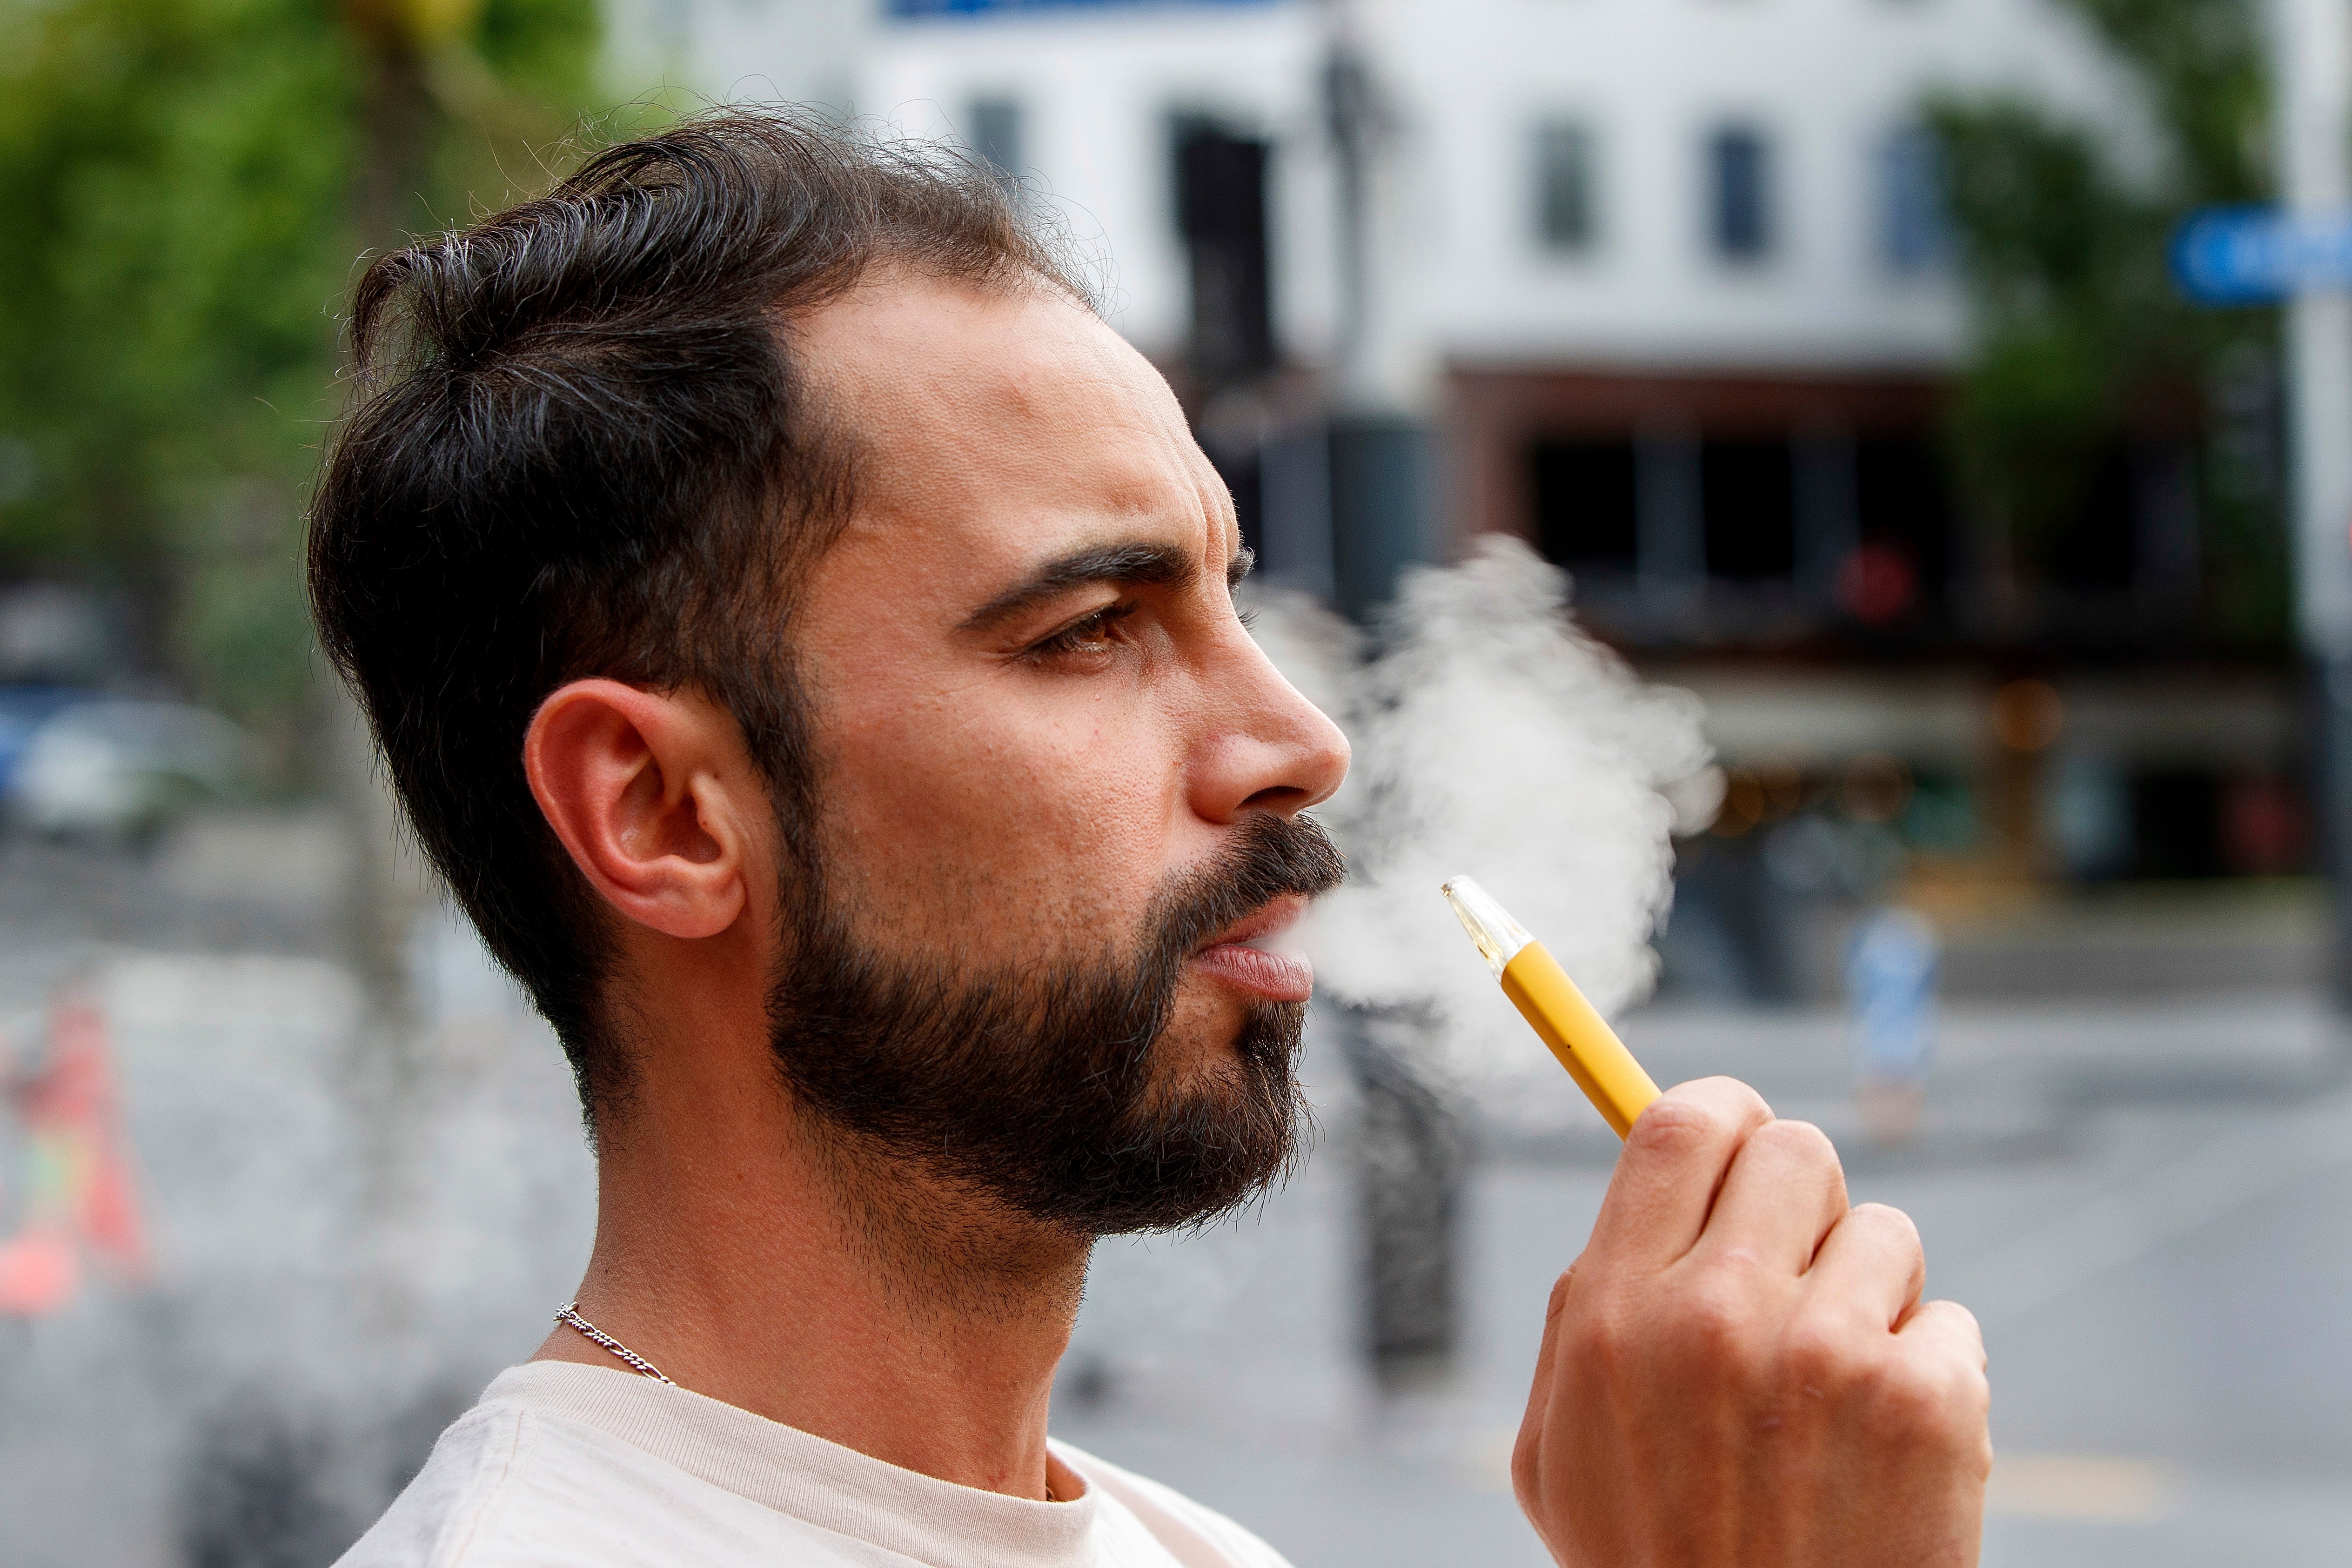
[{"xmin": 337, "ymin": 1362, "xmax": 1295, "ymax": 1568}]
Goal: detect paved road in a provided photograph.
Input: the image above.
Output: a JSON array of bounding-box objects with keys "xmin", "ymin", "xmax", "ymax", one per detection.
[{"xmin": 2, "ymin": 840, "xmax": 2349, "ymax": 1565}]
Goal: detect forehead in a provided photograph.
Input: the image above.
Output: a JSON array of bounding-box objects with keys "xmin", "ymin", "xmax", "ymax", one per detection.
[{"xmin": 795, "ymin": 275, "xmax": 1236, "ymax": 570}]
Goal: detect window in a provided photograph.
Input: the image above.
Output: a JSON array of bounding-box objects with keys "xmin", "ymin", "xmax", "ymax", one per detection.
[
  {"xmin": 1877, "ymin": 125, "xmax": 1946, "ymax": 274},
  {"xmin": 1172, "ymin": 118, "xmax": 1273, "ymax": 387},
  {"xmin": 1701, "ymin": 439, "xmax": 1795, "ymax": 579},
  {"xmin": 1854, "ymin": 436, "xmax": 1951, "ymax": 615},
  {"xmin": 1534, "ymin": 121, "xmax": 1599, "ymax": 253},
  {"xmin": 2048, "ymin": 446, "xmax": 2138, "ymax": 594},
  {"xmin": 968, "ymin": 96, "xmax": 1023, "ymax": 185},
  {"xmin": 2131, "ymin": 769, "xmax": 2224, "ymax": 879},
  {"xmin": 1708, "ymin": 126, "xmax": 1773, "ymax": 262},
  {"xmin": 1531, "ymin": 439, "xmax": 1639, "ymax": 570}
]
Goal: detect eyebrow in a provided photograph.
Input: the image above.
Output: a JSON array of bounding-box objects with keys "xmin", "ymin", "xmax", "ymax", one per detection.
[{"xmin": 959, "ymin": 540, "xmax": 1255, "ymax": 634}]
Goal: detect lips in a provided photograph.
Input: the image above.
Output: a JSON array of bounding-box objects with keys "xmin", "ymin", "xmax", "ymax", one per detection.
[{"xmin": 1189, "ymin": 894, "xmax": 1315, "ymax": 1003}]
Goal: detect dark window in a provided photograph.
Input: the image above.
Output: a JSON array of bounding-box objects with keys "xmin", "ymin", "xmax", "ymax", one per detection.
[
  {"xmin": 1530, "ymin": 440, "xmax": 1639, "ymax": 571},
  {"xmin": 1534, "ymin": 122, "xmax": 1599, "ymax": 252},
  {"xmin": 1702, "ymin": 439, "xmax": 1795, "ymax": 579},
  {"xmin": 1709, "ymin": 127, "xmax": 1773, "ymax": 261},
  {"xmin": 2131, "ymin": 769, "xmax": 2223, "ymax": 879},
  {"xmin": 2049, "ymin": 447, "xmax": 2137, "ymax": 594},
  {"xmin": 1854, "ymin": 436, "xmax": 1951, "ymax": 606},
  {"xmin": 1877, "ymin": 125, "xmax": 1945, "ymax": 274},
  {"xmin": 968, "ymin": 97, "xmax": 1023, "ymax": 184},
  {"xmin": 1173, "ymin": 120, "xmax": 1273, "ymax": 388}
]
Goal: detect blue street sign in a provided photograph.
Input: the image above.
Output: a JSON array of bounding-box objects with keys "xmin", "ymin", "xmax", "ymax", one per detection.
[{"xmin": 2172, "ymin": 204, "xmax": 2352, "ymax": 304}]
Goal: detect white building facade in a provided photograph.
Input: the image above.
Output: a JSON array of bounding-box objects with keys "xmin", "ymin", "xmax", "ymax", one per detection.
[
  {"xmin": 647, "ymin": 0, "xmax": 2134, "ymax": 373},
  {"xmin": 626, "ymin": 0, "xmax": 2146, "ymax": 614},
  {"xmin": 613, "ymin": 1, "xmax": 2303, "ymax": 922}
]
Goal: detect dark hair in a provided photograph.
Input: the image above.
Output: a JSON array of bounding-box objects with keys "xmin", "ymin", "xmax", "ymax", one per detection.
[{"xmin": 308, "ymin": 108, "xmax": 1087, "ymax": 1129}]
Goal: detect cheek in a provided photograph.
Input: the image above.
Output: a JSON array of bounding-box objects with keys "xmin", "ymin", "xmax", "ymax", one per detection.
[{"xmin": 821, "ymin": 683, "xmax": 1184, "ymax": 957}]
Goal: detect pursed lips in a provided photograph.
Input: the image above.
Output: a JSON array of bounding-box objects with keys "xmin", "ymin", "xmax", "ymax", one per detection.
[{"xmin": 1187, "ymin": 893, "xmax": 1314, "ymax": 1003}]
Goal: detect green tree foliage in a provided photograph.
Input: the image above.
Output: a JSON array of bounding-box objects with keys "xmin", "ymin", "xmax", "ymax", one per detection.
[
  {"xmin": 0, "ymin": 0, "xmax": 599, "ymax": 738},
  {"xmin": 1928, "ymin": 0, "xmax": 2286, "ymax": 641}
]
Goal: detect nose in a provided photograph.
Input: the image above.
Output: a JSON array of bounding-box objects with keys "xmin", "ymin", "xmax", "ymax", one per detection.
[{"xmin": 1189, "ymin": 633, "xmax": 1351, "ymax": 825}]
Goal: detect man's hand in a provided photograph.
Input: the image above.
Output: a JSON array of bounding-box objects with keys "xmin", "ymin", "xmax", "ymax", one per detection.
[{"xmin": 1513, "ymin": 1078, "xmax": 1989, "ymax": 1567}]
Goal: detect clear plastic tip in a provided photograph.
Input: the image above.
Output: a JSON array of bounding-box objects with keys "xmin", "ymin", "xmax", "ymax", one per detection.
[{"xmin": 1441, "ymin": 876, "xmax": 1535, "ymax": 978}]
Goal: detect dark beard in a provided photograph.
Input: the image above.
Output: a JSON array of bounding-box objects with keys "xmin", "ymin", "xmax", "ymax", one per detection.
[{"xmin": 763, "ymin": 812, "xmax": 1346, "ymax": 1236}]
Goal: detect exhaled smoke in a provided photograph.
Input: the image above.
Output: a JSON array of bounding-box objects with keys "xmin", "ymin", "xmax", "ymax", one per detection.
[{"xmin": 1249, "ymin": 535, "xmax": 1719, "ymax": 1088}]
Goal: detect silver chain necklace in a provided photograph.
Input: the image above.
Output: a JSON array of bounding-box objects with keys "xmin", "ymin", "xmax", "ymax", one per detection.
[
  {"xmin": 554, "ymin": 1301, "xmax": 677, "ymax": 1386},
  {"xmin": 555, "ymin": 1300, "xmax": 1068, "ymax": 1500}
]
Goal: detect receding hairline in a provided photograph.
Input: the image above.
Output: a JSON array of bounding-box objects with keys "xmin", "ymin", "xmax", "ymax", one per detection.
[{"xmin": 784, "ymin": 264, "xmax": 1219, "ymax": 553}]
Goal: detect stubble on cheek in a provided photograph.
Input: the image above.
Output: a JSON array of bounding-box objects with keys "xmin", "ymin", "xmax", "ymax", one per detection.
[{"xmin": 800, "ymin": 605, "xmax": 1190, "ymax": 987}]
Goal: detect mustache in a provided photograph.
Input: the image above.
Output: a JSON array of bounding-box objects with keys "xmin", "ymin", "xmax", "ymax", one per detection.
[{"xmin": 1147, "ymin": 811, "xmax": 1347, "ymax": 965}]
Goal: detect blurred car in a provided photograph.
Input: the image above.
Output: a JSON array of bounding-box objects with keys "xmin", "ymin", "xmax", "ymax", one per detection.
[
  {"xmin": 0, "ymin": 686, "xmax": 90, "ymax": 797},
  {"xmin": 5, "ymin": 699, "xmax": 248, "ymax": 843}
]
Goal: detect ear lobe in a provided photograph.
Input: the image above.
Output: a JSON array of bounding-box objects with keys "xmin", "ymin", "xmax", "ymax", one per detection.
[{"xmin": 523, "ymin": 679, "xmax": 751, "ymax": 941}]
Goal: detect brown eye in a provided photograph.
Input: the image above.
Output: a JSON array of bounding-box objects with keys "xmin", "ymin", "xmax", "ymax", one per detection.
[
  {"xmin": 1056, "ymin": 611, "xmax": 1112, "ymax": 649},
  {"xmin": 1029, "ymin": 602, "xmax": 1138, "ymax": 661}
]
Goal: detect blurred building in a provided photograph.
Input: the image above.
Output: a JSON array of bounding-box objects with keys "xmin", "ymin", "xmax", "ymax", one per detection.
[{"xmin": 622, "ymin": 0, "xmax": 2309, "ymax": 992}]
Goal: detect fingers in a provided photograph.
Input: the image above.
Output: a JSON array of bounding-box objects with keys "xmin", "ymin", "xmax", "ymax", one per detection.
[
  {"xmin": 1695, "ymin": 1117, "xmax": 1848, "ymax": 1275},
  {"xmin": 1891, "ymin": 1300, "xmax": 1993, "ymax": 1473},
  {"xmin": 1896, "ymin": 1297, "xmax": 1987, "ymax": 1373},
  {"xmin": 1589, "ymin": 1077, "xmax": 1773, "ymax": 1268},
  {"xmin": 1806, "ymin": 1201, "xmax": 1927, "ymax": 1328}
]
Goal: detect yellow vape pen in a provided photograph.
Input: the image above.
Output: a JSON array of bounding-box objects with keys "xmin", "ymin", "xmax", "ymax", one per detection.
[{"xmin": 1441, "ymin": 875, "xmax": 1661, "ymax": 1139}]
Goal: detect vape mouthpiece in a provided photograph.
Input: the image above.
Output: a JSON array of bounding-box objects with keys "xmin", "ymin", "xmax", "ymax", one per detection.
[
  {"xmin": 1440, "ymin": 872, "xmax": 1662, "ymax": 1140},
  {"xmin": 1441, "ymin": 875, "xmax": 1534, "ymax": 978}
]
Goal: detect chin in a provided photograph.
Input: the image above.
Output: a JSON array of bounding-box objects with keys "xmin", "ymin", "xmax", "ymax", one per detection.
[{"xmin": 1159, "ymin": 987, "xmax": 1265, "ymax": 1065}]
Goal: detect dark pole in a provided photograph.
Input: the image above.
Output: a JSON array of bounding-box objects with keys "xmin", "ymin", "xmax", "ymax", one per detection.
[
  {"xmin": 1318, "ymin": 6, "xmax": 1455, "ymax": 1389},
  {"xmin": 1318, "ymin": 12, "xmax": 1431, "ymax": 623},
  {"xmin": 1322, "ymin": 36, "xmax": 1370, "ymax": 387}
]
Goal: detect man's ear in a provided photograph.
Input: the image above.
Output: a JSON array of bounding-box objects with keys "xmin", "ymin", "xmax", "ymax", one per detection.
[{"xmin": 523, "ymin": 679, "xmax": 755, "ymax": 940}]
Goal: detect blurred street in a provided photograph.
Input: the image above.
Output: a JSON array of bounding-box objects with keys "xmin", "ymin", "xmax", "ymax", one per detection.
[
  {"xmin": 1069, "ymin": 992, "xmax": 2352, "ymax": 1568},
  {"xmin": 7, "ymin": 826, "xmax": 2352, "ymax": 1566}
]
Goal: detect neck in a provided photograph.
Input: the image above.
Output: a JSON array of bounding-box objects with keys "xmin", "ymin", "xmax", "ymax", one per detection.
[{"xmin": 533, "ymin": 1065, "xmax": 1091, "ymax": 1500}]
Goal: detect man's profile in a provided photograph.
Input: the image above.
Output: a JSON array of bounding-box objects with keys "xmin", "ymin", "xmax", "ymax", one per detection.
[{"xmin": 314, "ymin": 109, "xmax": 1990, "ymax": 1568}]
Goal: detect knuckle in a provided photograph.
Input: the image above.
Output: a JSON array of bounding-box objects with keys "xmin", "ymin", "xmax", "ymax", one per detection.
[
  {"xmin": 1545, "ymin": 1266, "xmax": 1578, "ymax": 1322},
  {"xmin": 1860, "ymin": 1354, "xmax": 1984, "ymax": 1452},
  {"xmin": 1692, "ymin": 1073, "xmax": 1770, "ymax": 1109},
  {"xmin": 1559, "ymin": 1294, "xmax": 1629, "ymax": 1374},
  {"xmin": 1776, "ymin": 1314, "xmax": 1853, "ymax": 1394},
  {"xmin": 1664, "ymin": 1270, "xmax": 1754, "ymax": 1364},
  {"xmin": 1844, "ymin": 1202, "xmax": 1926, "ymax": 1270},
  {"xmin": 1931, "ymin": 1299, "xmax": 1988, "ymax": 1362},
  {"xmin": 1509, "ymin": 1429, "xmax": 1541, "ymax": 1504},
  {"xmin": 1847, "ymin": 1200, "xmax": 1922, "ymax": 1244},
  {"xmin": 1957, "ymin": 1362, "xmax": 1992, "ymax": 1423},
  {"xmin": 1925, "ymin": 1331, "xmax": 1994, "ymax": 1415},
  {"xmin": 1752, "ymin": 1117, "xmax": 1838, "ymax": 1166},
  {"xmin": 1626, "ymin": 1094, "xmax": 1731, "ymax": 1155}
]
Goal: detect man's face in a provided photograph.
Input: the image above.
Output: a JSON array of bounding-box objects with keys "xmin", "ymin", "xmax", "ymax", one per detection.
[{"xmin": 768, "ymin": 274, "xmax": 1351, "ymax": 1231}]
